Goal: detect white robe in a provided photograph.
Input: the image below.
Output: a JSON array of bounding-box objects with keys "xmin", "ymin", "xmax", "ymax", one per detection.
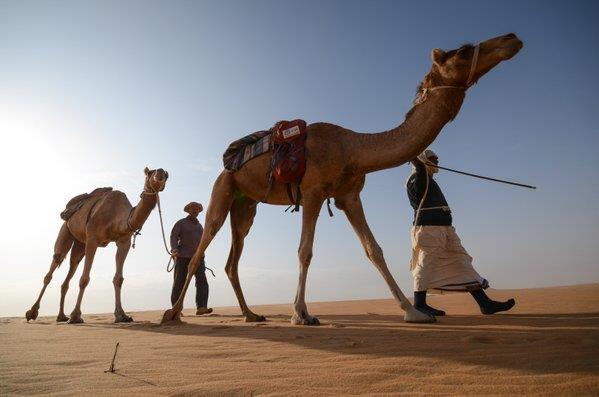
[{"xmin": 410, "ymin": 225, "xmax": 488, "ymax": 292}]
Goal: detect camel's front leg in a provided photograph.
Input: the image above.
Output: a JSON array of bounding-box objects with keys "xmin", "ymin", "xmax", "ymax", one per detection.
[
  {"xmin": 336, "ymin": 194, "xmax": 435, "ymax": 324},
  {"xmin": 68, "ymin": 241, "xmax": 98, "ymax": 324},
  {"xmin": 291, "ymin": 191, "xmax": 325, "ymax": 326},
  {"xmin": 162, "ymin": 172, "xmax": 236, "ymax": 323},
  {"xmin": 113, "ymin": 239, "xmax": 132, "ymax": 323}
]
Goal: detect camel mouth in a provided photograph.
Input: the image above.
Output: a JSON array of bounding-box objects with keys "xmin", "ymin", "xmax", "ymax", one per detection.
[{"xmin": 497, "ymin": 34, "xmax": 523, "ymax": 60}]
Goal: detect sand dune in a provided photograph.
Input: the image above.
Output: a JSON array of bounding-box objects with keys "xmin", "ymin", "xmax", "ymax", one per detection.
[{"xmin": 2, "ymin": 284, "xmax": 598, "ymax": 396}]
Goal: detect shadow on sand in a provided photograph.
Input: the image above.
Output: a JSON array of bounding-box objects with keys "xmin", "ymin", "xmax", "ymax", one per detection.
[{"xmin": 80, "ymin": 311, "xmax": 599, "ymax": 374}]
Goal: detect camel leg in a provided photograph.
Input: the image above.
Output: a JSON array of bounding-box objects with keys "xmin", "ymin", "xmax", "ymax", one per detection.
[
  {"xmin": 162, "ymin": 172, "xmax": 236, "ymax": 323},
  {"xmin": 291, "ymin": 191, "xmax": 325, "ymax": 326},
  {"xmin": 113, "ymin": 239, "xmax": 133, "ymax": 323},
  {"xmin": 336, "ymin": 194, "xmax": 435, "ymax": 323},
  {"xmin": 226, "ymin": 197, "xmax": 265, "ymax": 322},
  {"xmin": 26, "ymin": 223, "xmax": 74, "ymax": 322},
  {"xmin": 57, "ymin": 240, "xmax": 85, "ymax": 322},
  {"xmin": 68, "ymin": 241, "xmax": 98, "ymax": 324}
]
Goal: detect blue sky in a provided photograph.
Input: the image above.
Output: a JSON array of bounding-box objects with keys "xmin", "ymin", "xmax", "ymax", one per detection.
[{"xmin": 0, "ymin": 1, "xmax": 597, "ymax": 317}]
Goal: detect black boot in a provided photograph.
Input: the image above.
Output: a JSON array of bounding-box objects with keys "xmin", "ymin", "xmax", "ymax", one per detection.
[
  {"xmin": 470, "ymin": 289, "xmax": 515, "ymax": 315},
  {"xmin": 414, "ymin": 291, "xmax": 446, "ymax": 316}
]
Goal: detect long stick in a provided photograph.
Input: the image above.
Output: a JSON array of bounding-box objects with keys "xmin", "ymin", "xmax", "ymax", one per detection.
[{"xmin": 427, "ymin": 163, "xmax": 536, "ymax": 189}]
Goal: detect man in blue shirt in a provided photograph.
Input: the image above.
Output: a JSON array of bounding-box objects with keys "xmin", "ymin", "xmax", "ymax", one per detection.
[{"xmin": 170, "ymin": 201, "xmax": 212, "ymax": 315}]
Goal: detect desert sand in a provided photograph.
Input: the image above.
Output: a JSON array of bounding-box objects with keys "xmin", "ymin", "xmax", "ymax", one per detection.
[{"xmin": 1, "ymin": 284, "xmax": 598, "ymax": 396}]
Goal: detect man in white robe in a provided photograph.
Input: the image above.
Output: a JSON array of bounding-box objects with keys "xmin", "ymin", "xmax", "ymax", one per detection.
[{"xmin": 407, "ymin": 150, "xmax": 515, "ymax": 316}]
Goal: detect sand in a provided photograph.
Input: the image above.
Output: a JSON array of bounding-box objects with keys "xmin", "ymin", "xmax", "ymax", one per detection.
[{"xmin": 1, "ymin": 284, "xmax": 598, "ymax": 396}]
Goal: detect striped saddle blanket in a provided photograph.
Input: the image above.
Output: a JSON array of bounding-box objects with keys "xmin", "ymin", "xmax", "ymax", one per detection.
[{"xmin": 223, "ymin": 130, "xmax": 272, "ymax": 171}]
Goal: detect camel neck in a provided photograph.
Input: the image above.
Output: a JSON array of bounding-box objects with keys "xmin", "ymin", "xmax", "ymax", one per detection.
[
  {"xmin": 127, "ymin": 193, "xmax": 158, "ymax": 232},
  {"xmin": 349, "ymin": 89, "xmax": 465, "ymax": 174}
]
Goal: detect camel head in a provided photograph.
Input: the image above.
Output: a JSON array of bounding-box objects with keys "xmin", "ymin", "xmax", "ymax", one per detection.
[
  {"xmin": 143, "ymin": 167, "xmax": 168, "ymax": 193},
  {"xmin": 430, "ymin": 33, "xmax": 523, "ymax": 88}
]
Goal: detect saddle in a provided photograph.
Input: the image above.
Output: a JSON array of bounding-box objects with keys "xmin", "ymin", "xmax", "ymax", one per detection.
[
  {"xmin": 222, "ymin": 119, "xmax": 308, "ymax": 211},
  {"xmin": 60, "ymin": 187, "xmax": 113, "ymax": 221}
]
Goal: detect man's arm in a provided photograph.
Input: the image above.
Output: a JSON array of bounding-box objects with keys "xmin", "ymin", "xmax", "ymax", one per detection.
[
  {"xmin": 170, "ymin": 220, "xmax": 181, "ymax": 256},
  {"xmin": 410, "ymin": 157, "xmax": 428, "ymax": 194}
]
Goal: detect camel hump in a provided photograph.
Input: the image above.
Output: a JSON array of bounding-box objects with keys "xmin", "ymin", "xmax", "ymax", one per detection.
[{"xmin": 60, "ymin": 187, "xmax": 113, "ymax": 221}]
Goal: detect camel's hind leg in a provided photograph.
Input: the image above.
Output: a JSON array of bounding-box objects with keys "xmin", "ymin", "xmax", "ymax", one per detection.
[
  {"xmin": 56, "ymin": 240, "xmax": 85, "ymax": 322},
  {"xmin": 162, "ymin": 171, "xmax": 236, "ymax": 323},
  {"xmin": 335, "ymin": 194, "xmax": 435, "ymax": 324},
  {"xmin": 26, "ymin": 223, "xmax": 74, "ymax": 322},
  {"xmin": 226, "ymin": 196, "xmax": 265, "ymax": 322}
]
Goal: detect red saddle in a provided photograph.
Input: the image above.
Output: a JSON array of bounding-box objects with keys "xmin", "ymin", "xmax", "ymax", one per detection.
[{"xmin": 271, "ymin": 119, "xmax": 307, "ymax": 185}]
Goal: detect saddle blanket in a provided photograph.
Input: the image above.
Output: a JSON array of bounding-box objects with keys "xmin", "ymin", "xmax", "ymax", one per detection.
[
  {"xmin": 60, "ymin": 187, "xmax": 113, "ymax": 221},
  {"xmin": 223, "ymin": 130, "xmax": 271, "ymax": 171}
]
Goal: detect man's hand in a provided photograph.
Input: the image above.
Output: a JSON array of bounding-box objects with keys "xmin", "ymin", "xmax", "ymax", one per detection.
[{"xmin": 171, "ymin": 249, "xmax": 180, "ymax": 259}]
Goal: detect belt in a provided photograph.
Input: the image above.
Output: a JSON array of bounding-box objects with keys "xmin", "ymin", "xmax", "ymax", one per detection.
[{"xmin": 418, "ymin": 206, "xmax": 451, "ymax": 212}]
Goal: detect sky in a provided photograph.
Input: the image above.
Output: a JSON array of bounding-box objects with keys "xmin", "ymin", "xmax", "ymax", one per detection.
[{"xmin": 0, "ymin": 1, "xmax": 597, "ymax": 318}]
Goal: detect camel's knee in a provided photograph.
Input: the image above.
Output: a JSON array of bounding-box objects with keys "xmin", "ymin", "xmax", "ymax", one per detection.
[
  {"xmin": 113, "ymin": 275, "xmax": 124, "ymax": 288},
  {"xmin": 43, "ymin": 273, "xmax": 53, "ymax": 284},
  {"xmin": 60, "ymin": 282, "xmax": 70, "ymax": 294},
  {"xmin": 298, "ymin": 248, "xmax": 313, "ymax": 266},
  {"xmin": 79, "ymin": 276, "xmax": 90, "ymax": 289},
  {"xmin": 53, "ymin": 253, "xmax": 65, "ymax": 264},
  {"xmin": 365, "ymin": 242, "xmax": 384, "ymax": 263}
]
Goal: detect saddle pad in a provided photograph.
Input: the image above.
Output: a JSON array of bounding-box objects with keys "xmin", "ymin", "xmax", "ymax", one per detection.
[
  {"xmin": 223, "ymin": 130, "xmax": 271, "ymax": 171},
  {"xmin": 60, "ymin": 187, "xmax": 113, "ymax": 221}
]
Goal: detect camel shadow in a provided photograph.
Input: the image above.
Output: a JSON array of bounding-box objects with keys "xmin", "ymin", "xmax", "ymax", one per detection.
[{"xmin": 83, "ymin": 311, "xmax": 599, "ymax": 375}]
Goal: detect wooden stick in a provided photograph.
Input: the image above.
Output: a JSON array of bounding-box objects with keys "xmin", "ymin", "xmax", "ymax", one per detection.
[
  {"xmin": 104, "ymin": 342, "xmax": 120, "ymax": 373},
  {"xmin": 426, "ymin": 163, "xmax": 537, "ymax": 189}
]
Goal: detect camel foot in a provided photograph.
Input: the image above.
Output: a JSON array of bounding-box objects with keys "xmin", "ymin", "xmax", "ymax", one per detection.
[
  {"xmin": 114, "ymin": 313, "xmax": 133, "ymax": 323},
  {"xmin": 404, "ymin": 307, "xmax": 436, "ymax": 323},
  {"xmin": 56, "ymin": 313, "xmax": 69, "ymax": 322},
  {"xmin": 161, "ymin": 308, "xmax": 181, "ymax": 324},
  {"xmin": 25, "ymin": 307, "xmax": 39, "ymax": 322},
  {"xmin": 244, "ymin": 313, "xmax": 266, "ymax": 323},
  {"xmin": 291, "ymin": 313, "xmax": 320, "ymax": 326},
  {"xmin": 67, "ymin": 317, "xmax": 84, "ymax": 324}
]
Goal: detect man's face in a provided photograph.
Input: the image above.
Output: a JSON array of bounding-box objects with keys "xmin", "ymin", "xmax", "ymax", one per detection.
[
  {"xmin": 188, "ymin": 206, "xmax": 202, "ymax": 218},
  {"xmin": 427, "ymin": 156, "xmax": 439, "ymax": 174}
]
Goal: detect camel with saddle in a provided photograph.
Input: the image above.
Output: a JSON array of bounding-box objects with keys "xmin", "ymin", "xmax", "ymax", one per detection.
[
  {"xmin": 26, "ymin": 167, "xmax": 168, "ymax": 323},
  {"xmin": 162, "ymin": 33, "xmax": 523, "ymax": 325}
]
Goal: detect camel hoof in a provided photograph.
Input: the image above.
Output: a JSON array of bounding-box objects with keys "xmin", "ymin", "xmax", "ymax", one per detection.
[
  {"xmin": 404, "ymin": 308, "xmax": 436, "ymax": 324},
  {"xmin": 56, "ymin": 314, "xmax": 69, "ymax": 323},
  {"xmin": 25, "ymin": 307, "xmax": 39, "ymax": 322},
  {"xmin": 291, "ymin": 314, "xmax": 320, "ymax": 326},
  {"xmin": 161, "ymin": 309, "xmax": 181, "ymax": 324},
  {"xmin": 115, "ymin": 314, "xmax": 133, "ymax": 323},
  {"xmin": 244, "ymin": 314, "xmax": 266, "ymax": 323},
  {"xmin": 67, "ymin": 317, "xmax": 84, "ymax": 324}
]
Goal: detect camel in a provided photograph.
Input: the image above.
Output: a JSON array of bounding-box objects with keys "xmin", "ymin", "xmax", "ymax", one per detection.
[
  {"xmin": 162, "ymin": 33, "xmax": 523, "ymax": 325},
  {"xmin": 26, "ymin": 167, "xmax": 168, "ymax": 324}
]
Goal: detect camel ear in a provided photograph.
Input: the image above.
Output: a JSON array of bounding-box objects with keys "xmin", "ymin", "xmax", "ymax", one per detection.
[
  {"xmin": 144, "ymin": 167, "xmax": 150, "ymax": 175},
  {"xmin": 165, "ymin": 171, "xmax": 169, "ymax": 179},
  {"xmin": 431, "ymin": 49, "xmax": 446, "ymax": 66}
]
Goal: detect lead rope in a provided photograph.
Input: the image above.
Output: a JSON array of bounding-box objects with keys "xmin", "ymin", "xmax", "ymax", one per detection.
[{"xmin": 156, "ymin": 195, "xmax": 215, "ymax": 277}]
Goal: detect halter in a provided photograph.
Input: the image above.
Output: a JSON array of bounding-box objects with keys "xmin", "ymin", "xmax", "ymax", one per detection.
[{"xmin": 415, "ymin": 44, "xmax": 480, "ymax": 104}]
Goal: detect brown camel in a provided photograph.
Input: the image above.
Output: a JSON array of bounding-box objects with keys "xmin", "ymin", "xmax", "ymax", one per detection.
[
  {"xmin": 26, "ymin": 167, "xmax": 168, "ymax": 324},
  {"xmin": 162, "ymin": 33, "xmax": 523, "ymax": 325}
]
